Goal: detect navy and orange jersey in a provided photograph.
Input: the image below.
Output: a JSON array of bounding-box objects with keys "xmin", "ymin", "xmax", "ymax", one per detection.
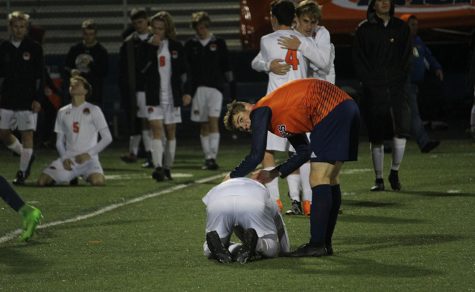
[
  {"xmin": 254, "ymin": 78, "xmax": 351, "ymax": 138},
  {"xmin": 230, "ymin": 78, "xmax": 351, "ymax": 178}
]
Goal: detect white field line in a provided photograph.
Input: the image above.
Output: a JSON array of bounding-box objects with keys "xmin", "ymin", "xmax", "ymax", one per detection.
[{"xmin": 0, "ymin": 173, "xmax": 226, "ymax": 244}]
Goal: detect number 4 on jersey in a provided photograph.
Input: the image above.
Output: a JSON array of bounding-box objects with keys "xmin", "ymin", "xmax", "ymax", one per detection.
[{"xmin": 285, "ymin": 49, "xmax": 299, "ymax": 70}]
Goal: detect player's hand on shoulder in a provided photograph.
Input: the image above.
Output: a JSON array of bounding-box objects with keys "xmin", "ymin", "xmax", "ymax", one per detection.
[
  {"xmin": 270, "ymin": 59, "xmax": 290, "ymax": 75},
  {"xmin": 75, "ymin": 153, "xmax": 91, "ymax": 164},
  {"xmin": 253, "ymin": 169, "xmax": 279, "ymax": 184},
  {"xmin": 278, "ymin": 35, "xmax": 301, "ymax": 50},
  {"xmin": 182, "ymin": 94, "xmax": 192, "ymax": 106}
]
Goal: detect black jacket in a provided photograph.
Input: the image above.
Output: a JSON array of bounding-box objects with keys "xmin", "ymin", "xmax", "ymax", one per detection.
[
  {"xmin": 143, "ymin": 39, "xmax": 190, "ymax": 107},
  {"xmin": 0, "ymin": 37, "xmax": 44, "ymax": 110}
]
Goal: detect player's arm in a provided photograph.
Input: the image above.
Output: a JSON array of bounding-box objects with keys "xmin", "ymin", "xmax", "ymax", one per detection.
[
  {"xmin": 309, "ymin": 28, "xmax": 333, "ymax": 75},
  {"xmin": 229, "ymin": 107, "xmax": 271, "ymax": 178},
  {"xmin": 278, "ymin": 34, "xmax": 331, "ymax": 73},
  {"xmin": 276, "ymin": 134, "xmax": 311, "ymax": 177}
]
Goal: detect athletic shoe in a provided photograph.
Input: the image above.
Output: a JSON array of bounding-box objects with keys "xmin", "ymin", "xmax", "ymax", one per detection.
[
  {"xmin": 288, "ymin": 243, "xmax": 327, "ymax": 257},
  {"xmin": 141, "ymin": 160, "xmax": 154, "ymax": 168},
  {"xmin": 206, "ymin": 231, "xmax": 232, "ymax": 264},
  {"xmin": 285, "ymin": 200, "xmax": 303, "ymax": 215},
  {"xmin": 152, "ymin": 167, "xmax": 165, "ymax": 182},
  {"xmin": 235, "ymin": 228, "xmax": 258, "ymax": 264},
  {"xmin": 120, "ymin": 153, "xmax": 138, "ymax": 163},
  {"xmin": 388, "ymin": 170, "xmax": 401, "ymax": 191},
  {"xmin": 370, "ymin": 178, "xmax": 385, "ymax": 192},
  {"xmin": 276, "ymin": 199, "xmax": 283, "ymax": 212},
  {"xmin": 163, "ymin": 168, "xmax": 173, "ymax": 180},
  {"xmin": 202, "ymin": 159, "xmax": 219, "ymax": 170},
  {"xmin": 19, "ymin": 205, "xmax": 42, "ymax": 242},
  {"xmin": 12, "ymin": 171, "xmax": 26, "ymax": 185},
  {"xmin": 421, "ymin": 140, "xmax": 440, "ymax": 153},
  {"xmin": 302, "ymin": 200, "xmax": 311, "ymax": 216},
  {"xmin": 326, "ymin": 245, "xmax": 334, "ymax": 256}
]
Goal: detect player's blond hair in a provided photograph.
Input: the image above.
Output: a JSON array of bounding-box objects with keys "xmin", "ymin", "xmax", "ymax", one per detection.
[
  {"xmin": 224, "ymin": 101, "xmax": 247, "ymax": 132},
  {"xmin": 70, "ymin": 70, "xmax": 93, "ymax": 99},
  {"xmin": 296, "ymin": 0, "xmax": 322, "ymax": 21},
  {"xmin": 8, "ymin": 11, "xmax": 30, "ymax": 25},
  {"xmin": 151, "ymin": 11, "xmax": 176, "ymax": 40},
  {"xmin": 191, "ymin": 11, "xmax": 211, "ymax": 29}
]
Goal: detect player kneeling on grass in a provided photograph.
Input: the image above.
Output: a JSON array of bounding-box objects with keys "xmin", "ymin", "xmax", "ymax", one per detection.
[
  {"xmin": 203, "ymin": 178, "xmax": 290, "ymax": 264},
  {"xmin": 1, "ymin": 176, "xmax": 42, "ymax": 241},
  {"xmin": 223, "ymin": 78, "xmax": 360, "ymax": 257},
  {"xmin": 37, "ymin": 71, "xmax": 112, "ymax": 186}
]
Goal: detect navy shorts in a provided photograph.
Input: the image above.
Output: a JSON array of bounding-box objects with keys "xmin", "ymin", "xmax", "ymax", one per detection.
[{"xmin": 310, "ymin": 99, "xmax": 360, "ymax": 162}]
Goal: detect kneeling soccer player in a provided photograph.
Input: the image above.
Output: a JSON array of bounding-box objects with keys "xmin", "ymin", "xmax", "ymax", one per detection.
[
  {"xmin": 223, "ymin": 78, "xmax": 360, "ymax": 257},
  {"xmin": 203, "ymin": 178, "xmax": 290, "ymax": 264}
]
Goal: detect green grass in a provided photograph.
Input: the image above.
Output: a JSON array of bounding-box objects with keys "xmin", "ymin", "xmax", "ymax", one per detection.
[{"xmin": 1, "ymin": 139, "xmax": 474, "ymax": 291}]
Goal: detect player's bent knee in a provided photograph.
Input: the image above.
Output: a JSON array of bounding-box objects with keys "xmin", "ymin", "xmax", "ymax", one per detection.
[{"xmin": 257, "ymin": 237, "xmax": 279, "ymax": 258}]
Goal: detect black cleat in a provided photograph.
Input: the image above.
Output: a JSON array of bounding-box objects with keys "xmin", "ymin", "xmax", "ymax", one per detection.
[
  {"xmin": 202, "ymin": 159, "xmax": 219, "ymax": 170},
  {"xmin": 152, "ymin": 167, "xmax": 165, "ymax": 182},
  {"xmin": 370, "ymin": 178, "xmax": 385, "ymax": 192},
  {"xmin": 421, "ymin": 140, "xmax": 440, "ymax": 153},
  {"xmin": 235, "ymin": 228, "xmax": 258, "ymax": 264},
  {"xmin": 326, "ymin": 245, "xmax": 334, "ymax": 256},
  {"xmin": 388, "ymin": 170, "xmax": 401, "ymax": 191},
  {"xmin": 163, "ymin": 168, "xmax": 173, "ymax": 180},
  {"xmin": 289, "ymin": 243, "xmax": 327, "ymax": 257},
  {"xmin": 12, "ymin": 171, "xmax": 26, "ymax": 185},
  {"xmin": 285, "ymin": 200, "xmax": 303, "ymax": 215},
  {"xmin": 206, "ymin": 231, "xmax": 232, "ymax": 264},
  {"xmin": 141, "ymin": 160, "xmax": 154, "ymax": 168},
  {"xmin": 120, "ymin": 153, "xmax": 137, "ymax": 163}
]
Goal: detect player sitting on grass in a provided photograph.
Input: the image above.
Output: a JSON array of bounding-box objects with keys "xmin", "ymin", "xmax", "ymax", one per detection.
[
  {"xmin": 0, "ymin": 176, "xmax": 42, "ymax": 241},
  {"xmin": 37, "ymin": 71, "xmax": 112, "ymax": 186},
  {"xmin": 203, "ymin": 178, "xmax": 290, "ymax": 264}
]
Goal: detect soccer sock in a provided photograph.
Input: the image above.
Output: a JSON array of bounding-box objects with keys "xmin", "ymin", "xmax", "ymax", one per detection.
[
  {"xmin": 209, "ymin": 132, "xmax": 220, "ymax": 160},
  {"xmin": 391, "ymin": 137, "xmax": 406, "ymax": 171},
  {"xmin": 163, "ymin": 139, "xmax": 176, "ymax": 169},
  {"xmin": 129, "ymin": 135, "xmax": 141, "ymax": 156},
  {"xmin": 299, "ymin": 162, "xmax": 312, "ymax": 202},
  {"xmin": 142, "ymin": 130, "xmax": 152, "ymax": 152},
  {"xmin": 370, "ymin": 143, "xmax": 384, "ymax": 179},
  {"xmin": 0, "ymin": 176, "xmax": 25, "ymax": 212},
  {"xmin": 151, "ymin": 139, "xmax": 164, "ymax": 168},
  {"xmin": 200, "ymin": 135, "xmax": 211, "ymax": 159},
  {"xmin": 20, "ymin": 148, "xmax": 33, "ymax": 173},
  {"xmin": 326, "ymin": 184, "xmax": 342, "ymax": 247},
  {"xmin": 264, "ymin": 167, "xmax": 280, "ymax": 201},
  {"xmin": 7, "ymin": 136, "xmax": 23, "ymax": 155},
  {"xmin": 256, "ymin": 237, "xmax": 279, "ymax": 258},
  {"xmin": 286, "ymin": 173, "xmax": 301, "ymax": 202},
  {"xmin": 310, "ymin": 184, "xmax": 332, "ymax": 246}
]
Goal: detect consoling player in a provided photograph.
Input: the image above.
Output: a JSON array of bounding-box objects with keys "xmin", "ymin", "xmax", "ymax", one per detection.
[
  {"xmin": 37, "ymin": 72, "xmax": 112, "ymax": 186},
  {"xmin": 203, "ymin": 178, "xmax": 290, "ymax": 264},
  {"xmin": 223, "ymin": 78, "xmax": 360, "ymax": 257}
]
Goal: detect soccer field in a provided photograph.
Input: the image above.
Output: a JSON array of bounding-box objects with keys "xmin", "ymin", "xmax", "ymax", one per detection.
[{"xmin": 1, "ymin": 138, "xmax": 474, "ymax": 291}]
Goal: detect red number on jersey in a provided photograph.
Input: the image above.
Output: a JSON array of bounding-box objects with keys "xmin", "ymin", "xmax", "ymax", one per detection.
[
  {"xmin": 285, "ymin": 49, "xmax": 299, "ymax": 70},
  {"xmin": 73, "ymin": 121, "xmax": 80, "ymax": 133},
  {"xmin": 159, "ymin": 56, "xmax": 165, "ymax": 67}
]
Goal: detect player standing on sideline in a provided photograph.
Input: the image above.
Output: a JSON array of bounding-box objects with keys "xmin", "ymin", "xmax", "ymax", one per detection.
[
  {"xmin": 37, "ymin": 72, "xmax": 112, "ymax": 186},
  {"xmin": 145, "ymin": 11, "xmax": 191, "ymax": 181},
  {"xmin": 119, "ymin": 9, "xmax": 154, "ymax": 167},
  {"xmin": 0, "ymin": 11, "xmax": 44, "ymax": 185},
  {"xmin": 0, "ymin": 176, "xmax": 42, "ymax": 241},
  {"xmin": 353, "ymin": 0, "xmax": 411, "ymax": 192},
  {"xmin": 203, "ymin": 178, "xmax": 290, "ymax": 264},
  {"xmin": 251, "ymin": 0, "xmax": 330, "ymax": 212},
  {"xmin": 65, "ymin": 19, "xmax": 109, "ymax": 108},
  {"xmin": 184, "ymin": 11, "xmax": 236, "ymax": 171},
  {"xmin": 223, "ymin": 78, "xmax": 360, "ymax": 257}
]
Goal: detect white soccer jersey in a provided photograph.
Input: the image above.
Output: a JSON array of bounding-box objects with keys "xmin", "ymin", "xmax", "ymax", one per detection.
[
  {"xmin": 158, "ymin": 39, "xmax": 173, "ymax": 105},
  {"xmin": 54, "ymin": 102, "xmax": 108, "ymax": 158},
  {"xmin": 310, "ymin": 26, "xmax": 335, "ymax": 84}
]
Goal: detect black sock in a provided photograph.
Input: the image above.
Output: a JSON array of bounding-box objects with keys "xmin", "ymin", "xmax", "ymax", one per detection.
[
  {"xmin": 326, "ymin": 185, "xmax": 342, "ymax": 248},
  {"xmin": 309, "ymin": 184, "xmax": 332, "ymax": 247},
  {"xmin": 0, "ymin": 176, "xmax": 25, "ymax": 212}
]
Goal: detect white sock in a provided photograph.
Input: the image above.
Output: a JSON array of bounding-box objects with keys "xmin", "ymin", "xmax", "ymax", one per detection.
[
  {"xmin": 164, "ymin": 139, "xmax": 176, "ymax": 169},
  {"xmin": 130, "ymin": 135, "xmax": 141, "ymax": 155},
  {"xmin": 151, "ymin": 139, "xmax": 164, "ymax": 168},
  {"xmin": 299, "ymin": 162, "xmax": 312, "ymax": 202},
  {"xmin": 200, "ymin": 135, "xmax": 211, "ymax": 159},
  {"xmin": 257, "ymin": 237, "xmax": 279, "ymax": 258},
  {"xmin": 286, "ymin": 174, "xmax": 301, "ymax": 202},
  {"xmin": 7, "ymin": 137, "xmax": 23, "ymax": 155},
  {"xmin": 370, "ymin": 143, "xmax": 384, "ymax": 179},
  {"xmin": 20, "ymin": 148, "xmax": 33, "ymax": 172},
  {"xmin": 209, "ymin": 132, "xmax": 220, "ymax": 160},
  {"xmin": 470, "ymin": 103, "xmax": 475, "ymax": 130},
  {"xmin": 142, "ymin": 130, "xmax": 152, "ymax": 152},
  {"xmin": 391, "ymin": 137, "xmax": 406, "ymax": 171},
  {"xmin": 264, "ymin": 167, "xmax": 280, "ymax": 201}
]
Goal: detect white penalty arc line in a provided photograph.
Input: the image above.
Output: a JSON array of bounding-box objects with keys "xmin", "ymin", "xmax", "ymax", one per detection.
[{"xmin": 0, "ymin": 173, "xmax": 226, "ymax": 244}]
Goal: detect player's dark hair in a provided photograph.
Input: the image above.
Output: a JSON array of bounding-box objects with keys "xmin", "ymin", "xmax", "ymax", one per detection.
[
  {"xmin": 224, "ymin": 101, "xmax": 247, "ymax": 132},
  {"xmin": 270, "ymin": 0, "xmax": 295, "ymax": 27},
  {"xmin": 129, "ymin": 8, "xmax": 148, "ymax": 21}
]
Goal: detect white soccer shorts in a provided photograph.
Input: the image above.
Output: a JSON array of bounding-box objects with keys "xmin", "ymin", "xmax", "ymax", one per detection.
[
  {"xmin": 190, "ymin": 86, "xmax": 223, "ymax": 122},
  {"xmin": 0, "ymin": 109, "xmax": 37, "ymax": 131},
  {"xmin": 42, "ymin": 157, "xmax": 104, "ymax": 184},
  {"xmin": 147, "ymin": 104, "xmax": 182, "ymax": 125}
]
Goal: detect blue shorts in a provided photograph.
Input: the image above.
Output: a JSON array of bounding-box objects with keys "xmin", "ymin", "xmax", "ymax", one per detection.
[{"xmin": 310, "ymin": 99, "xmax": 360, "ymax": 163}]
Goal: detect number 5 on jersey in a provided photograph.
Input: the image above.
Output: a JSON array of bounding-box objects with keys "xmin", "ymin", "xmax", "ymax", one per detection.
[
  {"xmin": 285, "ymin": 49, "xmax": 299, "ymax": 70},
  {"xmin": 73, "ymin": 121, "xmax": 80, "ymax": 133}
]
